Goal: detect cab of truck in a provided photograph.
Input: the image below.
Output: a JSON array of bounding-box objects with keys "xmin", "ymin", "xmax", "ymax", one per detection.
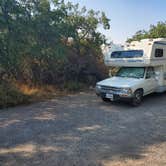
[
  {"xmin": 96, "ymin": 66, "xmax": 158, "ymax": 106},
  {"xmin": 96, "ymin": 38, "xmax": 166, "ymax": 106}
]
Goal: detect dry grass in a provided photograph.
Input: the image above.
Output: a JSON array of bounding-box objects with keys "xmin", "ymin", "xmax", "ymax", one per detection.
[
  {"xmin": 18, "ymin": 84, "xmax": 40, "ymax": 95},
  {"xmin": 0, "ymin": 81, "xmax": 68, "ymax": 108},
  {"xmin": 15, "ymin": 83, "xmax": 67, "ymax": 102},
  {"xmin": 0, "ymin": 80, "xmax": 88, "ymax": 108}
]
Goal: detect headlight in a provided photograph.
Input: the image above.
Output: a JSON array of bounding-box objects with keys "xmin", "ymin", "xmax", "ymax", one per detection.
[
  {"xmin": 122, "ymin": 88, "xmax": 133, "ymax": 94},
  {"xmin": 96, "ymin": 84, "xmax": 101, "ymax": 89}
]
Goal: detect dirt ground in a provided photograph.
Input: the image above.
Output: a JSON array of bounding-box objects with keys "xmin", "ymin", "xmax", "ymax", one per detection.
[{"xmin": 0, "ymin": 91, "xmax": 166, "ymax": 166}]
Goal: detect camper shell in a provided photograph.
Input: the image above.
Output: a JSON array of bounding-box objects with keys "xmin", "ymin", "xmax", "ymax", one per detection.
[
  {"xmin": 96, "ymin": 38, "xmax": 166, "ymax": 106},
  {"xmin": 104, "ymin": 38, "xmax": 166, "ymax": 67}
]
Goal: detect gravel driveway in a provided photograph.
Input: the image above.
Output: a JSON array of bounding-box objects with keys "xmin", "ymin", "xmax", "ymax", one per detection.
[{"xmin": 0, "ymin": 91, "xmax": 166, "ymax": 166}]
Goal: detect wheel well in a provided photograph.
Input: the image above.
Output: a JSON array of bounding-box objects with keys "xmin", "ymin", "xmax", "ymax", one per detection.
[{"xmin": 135, "ymin": 88, "xmax": 144, "ymax": 95}]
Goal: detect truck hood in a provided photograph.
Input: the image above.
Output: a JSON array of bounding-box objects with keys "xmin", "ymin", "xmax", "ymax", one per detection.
[{"xmin": 97, "ymin": 77, "xmax": 143, "ymax": 88}]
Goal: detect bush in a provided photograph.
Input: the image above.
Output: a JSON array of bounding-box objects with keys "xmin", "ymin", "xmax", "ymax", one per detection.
[
  {"xmin": 0, "ymin": 81, "xmax": 30, "ymax": 108},
  {"xmin": 64, "ymin": 81, "xmax": 85, "ymax": 91}
]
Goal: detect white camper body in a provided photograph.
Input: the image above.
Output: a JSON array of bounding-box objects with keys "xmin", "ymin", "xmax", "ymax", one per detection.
[
  {"xmin": 96, "ymin": 38, "xmax": 166, "ymax": 106},
  {"xmin": 105, "ymin": 38, "xmax": 166, "ymax": 66},
  {"xmin": 105, "ymin": 38, "xmax": 166, "ymax": 91}
]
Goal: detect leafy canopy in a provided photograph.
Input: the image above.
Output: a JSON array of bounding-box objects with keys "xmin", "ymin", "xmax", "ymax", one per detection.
[
  {"xmin": 127, "ymin": 22, "xmax": 166, "ymax": 42},
  {"xmin": 0, "ymin": 0, "xmax": 110, "ymax": 84}
]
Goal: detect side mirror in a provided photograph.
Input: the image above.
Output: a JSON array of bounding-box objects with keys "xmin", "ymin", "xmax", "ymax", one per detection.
[{"xmin": 145, "ymin": 73, "xmax": 151, "ymax": 79}]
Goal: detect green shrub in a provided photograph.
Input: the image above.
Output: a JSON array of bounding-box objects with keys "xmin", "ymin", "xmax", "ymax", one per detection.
[
  {"xmin": 0, "ymin": 81, "xmax": 29, "ymax": 108},
  {"xmin": 64, "ymin": 81, "xmax": 85, "ymax": 91}
]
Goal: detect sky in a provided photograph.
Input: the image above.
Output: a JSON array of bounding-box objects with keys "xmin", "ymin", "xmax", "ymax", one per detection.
[{"xmin": 66, "ymin": 0, "xmax": 166, "ymax": 44}]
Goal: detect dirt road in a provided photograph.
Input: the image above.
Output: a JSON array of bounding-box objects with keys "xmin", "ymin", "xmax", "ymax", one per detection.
[{"xmin": 0, "ymin": 91, "xmax": 166, "ymax": 166}]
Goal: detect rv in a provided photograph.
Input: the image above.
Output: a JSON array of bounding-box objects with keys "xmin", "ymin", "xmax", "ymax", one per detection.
[{"xmin": 96, "ymin": 38, "xmax": 166, "ymax": 106}]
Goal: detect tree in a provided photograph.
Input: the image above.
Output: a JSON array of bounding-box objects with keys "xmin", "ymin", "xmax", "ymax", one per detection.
[
  {"xmin": 0, "ymin": 0, "xmax": 34, "ymax": 78},
  {"xmin": 0, "ymin": 0, "xmax": 110, "ymax": 86},
  {"xmin": 127, "ymin": 22, "xmax": 166, "ymax": 42},
  {"xmin": 63, "ymin": 3, "xmax": 110, "ymax": 55}
]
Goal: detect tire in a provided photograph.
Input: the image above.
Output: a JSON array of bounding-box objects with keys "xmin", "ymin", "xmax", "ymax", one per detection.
[
  {"xmin": 102, "ymin": 97, "xmax": 110, "ymax": 102},
  {"xmin": 131, "ymin": 90, "xmax": 143, "ymax": 106}
]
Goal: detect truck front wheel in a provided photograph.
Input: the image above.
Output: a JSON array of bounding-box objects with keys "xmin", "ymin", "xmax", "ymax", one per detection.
[
  {"xmin": 102, "ymin": 97, "xmax": 110, "ymax": 102},
  {"xmin": 131, "ymin": 90, "xmax": 143, "ymax": 106}
]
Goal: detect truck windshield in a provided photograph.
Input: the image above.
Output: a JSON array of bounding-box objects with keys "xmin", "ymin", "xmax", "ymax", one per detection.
[
  {"xmin": 116, "ymin": 67, "xmax": 145, "ymax": 79},
  {"xmin": 111, "ymin": 50, "xmax": 143, "ymax": 58}
]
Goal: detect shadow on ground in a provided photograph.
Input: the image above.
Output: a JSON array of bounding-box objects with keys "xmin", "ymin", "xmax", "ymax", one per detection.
[{"xmin": 0, "ymin": 92, "xmax": 166, "ymax": 166}]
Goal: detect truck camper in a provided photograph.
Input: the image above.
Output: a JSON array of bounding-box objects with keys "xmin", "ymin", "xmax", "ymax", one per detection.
[{"xmin": 96, "ymin": 38, "xmax": 166, "ymax": 106}]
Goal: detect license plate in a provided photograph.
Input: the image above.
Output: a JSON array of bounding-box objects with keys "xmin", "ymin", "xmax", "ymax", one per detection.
[{"xmin": 106, "ymin": 94, "xmax": 114, "ymax": 100}]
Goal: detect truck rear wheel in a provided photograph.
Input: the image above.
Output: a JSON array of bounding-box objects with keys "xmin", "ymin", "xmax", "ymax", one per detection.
[{"xmin": 132, "ymin": 90, "xmax": 143, "ymax": 106}]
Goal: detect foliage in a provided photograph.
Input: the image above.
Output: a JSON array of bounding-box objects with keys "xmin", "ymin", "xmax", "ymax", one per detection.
[
  {"xmin": 64, "ymin": 81, "xmax": 84, "ymax": 91},
  {"xmin": 0, "ymin": 81, "xmax": 30, "ymax": 108},
  {"xmin": 127, "ymin": 22, "xmax": 166, "ymax": 42},
  {"xmin": 0, "ymin": 0, "xmax": 110, "ymax": 107}
]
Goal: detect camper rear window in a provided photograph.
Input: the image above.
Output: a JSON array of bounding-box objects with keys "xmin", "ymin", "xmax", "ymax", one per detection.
[
  {"xmin": 111, "ymin": 50, "xmax": 144, "ymax": 58},
  {"xmin": 155, "ymin": 49, "xmax": 163, "ymax": 57}
]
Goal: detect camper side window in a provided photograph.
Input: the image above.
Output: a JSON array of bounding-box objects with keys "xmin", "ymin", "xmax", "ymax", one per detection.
[{"xmin": 155, "ymin": 49, "xmax": 163, "ymax": 57}]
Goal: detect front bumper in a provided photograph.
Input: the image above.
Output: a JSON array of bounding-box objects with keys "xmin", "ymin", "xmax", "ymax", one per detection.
[{"xmin": 95, "ymin": 88, "xmax": 133, "ymax": 101}]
